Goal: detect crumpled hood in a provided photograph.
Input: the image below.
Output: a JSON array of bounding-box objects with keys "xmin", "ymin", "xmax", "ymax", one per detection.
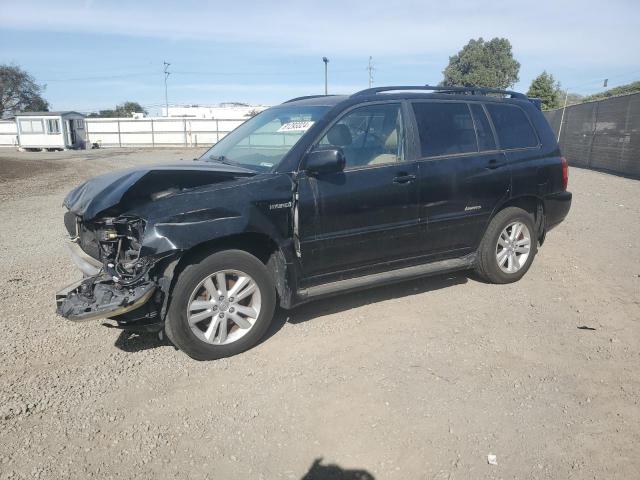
[{"xmin": 63, "ymin": 161, "xmax": 256, "ymax": 220}]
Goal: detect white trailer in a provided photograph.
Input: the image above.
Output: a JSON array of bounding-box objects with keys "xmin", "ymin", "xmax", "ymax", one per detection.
[{"xmin": 15, "ymin": 111, "xmax": 87, "ymax": 150}]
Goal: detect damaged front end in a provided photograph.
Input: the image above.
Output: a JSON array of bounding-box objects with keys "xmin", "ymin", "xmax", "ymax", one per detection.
[
  {"xmin": 56, "ymin": 161, "xmax": 261, "ymax": 331},
  {"xmin": 56, "ymin": 214, "xmax": 170, "ymax": 331}
]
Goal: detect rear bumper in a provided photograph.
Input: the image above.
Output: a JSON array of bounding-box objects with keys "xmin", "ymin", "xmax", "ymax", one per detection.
[{"xmin": 545, "ymin": 191, "xmax": 572, "ymax": 231}]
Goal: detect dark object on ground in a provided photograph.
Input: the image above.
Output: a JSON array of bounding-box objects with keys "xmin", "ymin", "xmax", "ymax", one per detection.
[{"xmin": 301, "ymin": 458, "xmax": 375, "ymax": 480}]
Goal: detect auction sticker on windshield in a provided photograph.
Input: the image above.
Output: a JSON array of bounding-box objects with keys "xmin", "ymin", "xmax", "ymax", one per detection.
[{"xmin": 277, "ymin": 121, "xmax": 314, "ymax": 132}]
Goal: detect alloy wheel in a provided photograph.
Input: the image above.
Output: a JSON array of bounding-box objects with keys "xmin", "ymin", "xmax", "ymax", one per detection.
[
  {"xmin": 187, "ymin": 270, "xmax": 261, "ymax": 345},
  {"xmin": 495, "ymin": 221, "xmax": 531, "ymax": 274}
]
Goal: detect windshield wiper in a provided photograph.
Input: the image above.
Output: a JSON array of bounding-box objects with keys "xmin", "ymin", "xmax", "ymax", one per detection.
[{"xmin": 208, "ymin": 155, "xmax": 235, "ymax": 165}]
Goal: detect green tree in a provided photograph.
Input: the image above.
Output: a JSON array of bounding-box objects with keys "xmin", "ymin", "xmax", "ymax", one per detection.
[
  {"xmin": 89, "ymin": 101, "xmax": 147, "ymax": 118},
  {"xmin": 527, "ymin": 71, "xmax": 561, "ymax": 110},
  {"xmin": 441, "ymin": 38, "xmax": 520, "ymax": 90},
  {"xmin": 0, "ymin": 64, "xmax": 49, "ymax": 117}
]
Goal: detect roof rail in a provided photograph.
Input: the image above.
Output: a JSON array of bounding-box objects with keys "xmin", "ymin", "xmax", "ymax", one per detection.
[
  {"xmin": 283, "ymin": 94, "xmax": 337, "ymax": 104},
  {"xmin": 350, "ymin": 85, "xmax": 528, "ymax": 100}
]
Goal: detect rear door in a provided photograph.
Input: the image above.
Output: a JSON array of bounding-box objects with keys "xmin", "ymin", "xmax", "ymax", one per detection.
[
  {"xmin": 483, "ymin": 103, "xmax": 545, "ymax": 195},
  {"xmin": 296, "ymin": 102, "xmax": 420, "ymax": 280},
  {"xmin": 412, "ymin": 101, "xmax": 511, "ymax": 256}
]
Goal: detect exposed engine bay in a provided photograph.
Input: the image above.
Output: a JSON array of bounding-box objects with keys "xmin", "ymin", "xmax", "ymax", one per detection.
[{"xmin": 56, "ymin": 213, "xmax": 165, "ymax": 330}]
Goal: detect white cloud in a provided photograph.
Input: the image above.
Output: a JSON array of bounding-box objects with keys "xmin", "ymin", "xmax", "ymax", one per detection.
[{"xmin": 2, "ymin": 0, "xmax": 639, "ymax": 67}]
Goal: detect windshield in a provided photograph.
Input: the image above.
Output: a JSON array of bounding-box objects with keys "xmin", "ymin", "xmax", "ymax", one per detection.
[{"xmin": 201, "ymin": 105, "xmax": 331, "ymax": 172}]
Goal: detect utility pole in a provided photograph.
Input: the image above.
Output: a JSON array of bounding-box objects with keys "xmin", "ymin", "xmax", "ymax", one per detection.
[
  {"xmin": 163, "ymin": 61, "xmax": 171, "ymax": 117},
  {"xmin": 322, "ymin": 57, "xmax": 329, "ymax": 95},
  {"xmin": 367, "ymin": 56, "xmax": 374, "ymax": 88},
  {"xmin": 557, "ymin": 90, "xmax": 569, "ymax": 142}
]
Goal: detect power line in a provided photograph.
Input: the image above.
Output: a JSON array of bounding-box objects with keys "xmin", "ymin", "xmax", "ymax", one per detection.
[
  {"xmin": 43, "ymin": 72, "xmax": 158, "ymax": 82},
  {"xmin": 41, "ymin": 66, "xmax": 369, "ymax": 83},
  {"xmin": 561, "ymin": 69, "xmax": 640, "ymax": 91}
]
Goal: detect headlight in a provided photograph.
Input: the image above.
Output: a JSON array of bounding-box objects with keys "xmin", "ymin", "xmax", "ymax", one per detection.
[{"xmin": 91, "ymin": 216, "xmax": 146, "ymax": 265}]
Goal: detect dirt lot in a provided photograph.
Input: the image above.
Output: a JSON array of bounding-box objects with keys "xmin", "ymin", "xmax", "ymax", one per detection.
[{"xmin": 0, "ymin": 148, "xmax": 638, "ymax": 479}]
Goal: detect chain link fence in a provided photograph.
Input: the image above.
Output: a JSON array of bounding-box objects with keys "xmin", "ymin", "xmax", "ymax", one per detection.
[{"xmin": 544, "ymin": 93, "xmax": 640, "ymax": 178}]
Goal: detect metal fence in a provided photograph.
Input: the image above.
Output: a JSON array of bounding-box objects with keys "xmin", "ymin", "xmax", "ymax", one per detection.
[
  {"xmin": 85, "ymin": 117, "xmax": 245, "ymax": 148},
  {"xmin": 544, "ymin": 93, "xmax": 640, "ymax": 178},
  {"xmin": 0, "ymin": 117, "xmax": 248, "ymax": 149}
]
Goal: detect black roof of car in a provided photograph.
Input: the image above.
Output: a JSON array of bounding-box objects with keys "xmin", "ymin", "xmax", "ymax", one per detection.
[
  {"xmin": 277, "ymin": 95, "xmax": 348, "ymax": 107},
  {"xmin": 281, "ymin": 86, "xmax": 540, "ymax": 109}
]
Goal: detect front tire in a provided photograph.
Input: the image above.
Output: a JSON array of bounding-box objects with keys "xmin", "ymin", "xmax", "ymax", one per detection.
[
  {"xmin": 475, "ymin": 207, "xmax": 537, "ymax": 284},
  {"xmin": 165, "ymin": 249, "xmax": 276, "ymax": 360}
]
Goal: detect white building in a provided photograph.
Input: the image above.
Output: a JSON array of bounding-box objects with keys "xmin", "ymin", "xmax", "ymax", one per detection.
[
  {"xmin": 161, "ymin": 103, "xmax": 268, "ymax": 119},
  {"xmin": 15, "ymin": 111, "xmax": 87, "ymax": 150},
  {"xmin": 0, "ymin": 119, "xmax": 18, "ymax": 147}
]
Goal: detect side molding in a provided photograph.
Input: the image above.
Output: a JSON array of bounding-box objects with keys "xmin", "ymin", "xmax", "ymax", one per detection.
[{"xmin": 297, "ymin": 253, "xmax": 476, "ymax": 301}]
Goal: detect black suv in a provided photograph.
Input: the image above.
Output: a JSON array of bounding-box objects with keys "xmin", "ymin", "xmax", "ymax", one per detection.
[{"xmin": 56, "ymin": 86, "xmax": 571, "ymax": 360}]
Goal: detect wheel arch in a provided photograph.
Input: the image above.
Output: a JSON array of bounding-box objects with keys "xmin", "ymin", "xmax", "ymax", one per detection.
[
  {"xmin": 160, "ymin": 232, "xmax": 294, "ymax": 319},
  {"xmin": 490, "ymin": 195, "xmax": 546, "ymax": 244},
  {"xmin": 177, "ymin": 232, "xmax": 281, "ymax": 266}
]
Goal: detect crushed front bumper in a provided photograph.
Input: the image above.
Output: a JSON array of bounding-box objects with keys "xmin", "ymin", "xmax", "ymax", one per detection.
[
  {"xmin": 56, "ymin": 277, "xmax": 156, "ymax": 322},
  {"xmin": 56, "ymin": 241, "xmax": 157, "ymax": 323},
  {"xmin": 67, "ymin": 241, "xmax": 102, "ymax": 277},
  {"xmin": 56, "ymin": 278, "xmax": 156, "ymax": 322}
]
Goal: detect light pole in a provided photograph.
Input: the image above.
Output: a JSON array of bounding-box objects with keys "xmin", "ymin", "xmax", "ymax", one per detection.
[
  {"xmin": 322, "ymin": 57, "xmax": 329, "ymax": 95},
  {"xmin": 163, "ymin": 61, "xmax": 171, "ymax": 117}
]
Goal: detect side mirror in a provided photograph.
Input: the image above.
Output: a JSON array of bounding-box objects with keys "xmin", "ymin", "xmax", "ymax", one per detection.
[{"xmin": 305, "ymin": 147, "xmax": 346, "ymax": 175}]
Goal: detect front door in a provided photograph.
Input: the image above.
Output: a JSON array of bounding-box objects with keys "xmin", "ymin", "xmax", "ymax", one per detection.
[{"xmin": 297, "ymin": 102, "xmax": 420, "ymax": 281}]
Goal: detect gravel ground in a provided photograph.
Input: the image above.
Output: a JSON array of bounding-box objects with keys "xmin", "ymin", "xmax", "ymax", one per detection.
[{"xmin": 0, "ymin": 148, "xmax": 639, "ymax": 480}]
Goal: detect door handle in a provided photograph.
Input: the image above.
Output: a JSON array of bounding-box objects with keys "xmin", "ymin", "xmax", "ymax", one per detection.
[
  {"xmin": 393, "ymin": 173, "xmax": 416, "ymax": 184},
  {"xmin": 486, "ymin": 159, "xmax": 506, "ymax": 170}
]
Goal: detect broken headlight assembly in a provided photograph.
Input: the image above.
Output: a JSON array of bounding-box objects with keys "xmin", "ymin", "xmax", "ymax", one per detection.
[{"xmin": 92, "ymin": 216, "xmax": 150, "ymax": 284}]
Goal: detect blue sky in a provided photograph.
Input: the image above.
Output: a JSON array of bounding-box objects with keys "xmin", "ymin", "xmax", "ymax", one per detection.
[{"xmin": 1, "ymin": 0, "xmax": 639, "ymax": 115}]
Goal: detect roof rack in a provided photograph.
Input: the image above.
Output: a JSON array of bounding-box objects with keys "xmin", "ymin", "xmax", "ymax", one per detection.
[
  {"xmin": 283, "ymin": 94, "xmax": 337, "ymax": 104},
  {"xmin": 350, "ymin": 85, "xmax": 528, "ymax": 100}
]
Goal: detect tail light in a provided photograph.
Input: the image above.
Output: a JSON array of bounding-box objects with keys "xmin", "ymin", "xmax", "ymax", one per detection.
[{"xmin": 561, "ymin": 157, "xmax": 568, "ymax": 190}]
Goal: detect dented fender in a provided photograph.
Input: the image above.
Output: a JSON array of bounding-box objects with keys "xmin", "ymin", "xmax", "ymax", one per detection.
[{"xmin": 58, "ymin": 161, "xmax": 303, "ymax": 327}]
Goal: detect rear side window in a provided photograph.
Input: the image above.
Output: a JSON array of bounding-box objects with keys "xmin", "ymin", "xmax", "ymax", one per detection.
[
  {"xmin": 412, "ymin": 102, "xmax": 477, "ymax": 157},
  {"xmin": 485, "ymin": 104, "xmax": 538, "ymax": 149},
  {"xmin": 469, "ymin": 104, "xmax": 496, "ymax": 151}
]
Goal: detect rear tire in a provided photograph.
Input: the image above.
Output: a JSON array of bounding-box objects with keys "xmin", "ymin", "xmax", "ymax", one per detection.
[
  {"xmin": 475, "ymin": 207, "xmax": 537, "ymax": 284},
  {"xmin": 165, "ymin": 249, "xmax": 276, "ymax": 360}
]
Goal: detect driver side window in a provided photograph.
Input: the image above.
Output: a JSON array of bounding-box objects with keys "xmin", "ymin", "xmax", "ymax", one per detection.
[{"xmin": 318, "ymin": 103, "xmax": 405, "ymax": 169}]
